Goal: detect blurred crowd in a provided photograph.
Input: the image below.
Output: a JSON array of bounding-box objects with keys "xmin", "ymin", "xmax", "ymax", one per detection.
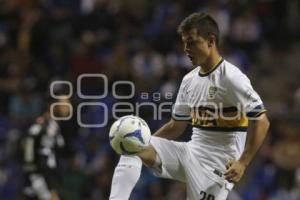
[{"xmin": 0, "ymin": 0, "xmax": 300, "ymax": 199}]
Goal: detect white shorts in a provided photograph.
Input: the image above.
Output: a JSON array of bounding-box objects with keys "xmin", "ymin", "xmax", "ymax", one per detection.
[{"xmin": 150, "ymin": 136, "xmax": 233, "ymax": 200}]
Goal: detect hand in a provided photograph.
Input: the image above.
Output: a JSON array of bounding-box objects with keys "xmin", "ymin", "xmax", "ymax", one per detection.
[{"xmin": 224, "ymin": 160, "xmax": 246, "ymax": 183}]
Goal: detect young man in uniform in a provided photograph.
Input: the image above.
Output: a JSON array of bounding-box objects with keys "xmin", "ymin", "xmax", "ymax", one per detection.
[
  {"xmin": 109, "ymin": 12, "xmax": 270, "ymax": 200},
  {"xmin": 22, "ymin": 97, "xmax": 69, "ymax": 200}
]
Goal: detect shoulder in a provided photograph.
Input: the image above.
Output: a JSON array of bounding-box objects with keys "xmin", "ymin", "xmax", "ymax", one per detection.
[
  {"xmin": 177, "ymin": 67, "xmax": 200, "ymax": 92},
  {"xmin": 221, "ymin": 60, "xmax": 247, "ymax": 78},
  {"xmin": 28, "ymin": 124, "xmax": 42, "ymax": 136},
  {"xmin": 221, "ymin": 60, "xmax": 250, "ymax": 87},
  {"xmin": 181, "ymin": 66, "xmax": 200, "ymax": 84}
]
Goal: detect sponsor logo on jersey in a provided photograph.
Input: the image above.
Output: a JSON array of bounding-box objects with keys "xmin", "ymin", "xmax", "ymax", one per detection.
[
  {"xmin": 191, "ymin": 106, "xmax": 248, "ymax": 132},
  {"xmin": 208, "ymin": 86, "xmax": 218, "ymax": 99}
]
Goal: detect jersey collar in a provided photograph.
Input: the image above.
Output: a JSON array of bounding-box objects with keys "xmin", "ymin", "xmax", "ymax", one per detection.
[{"xmin": 198, "ymin": 58, "xmax": 224, "ymax": 77}]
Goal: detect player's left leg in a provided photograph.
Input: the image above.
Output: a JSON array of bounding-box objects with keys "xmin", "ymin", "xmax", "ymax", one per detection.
[
  {"xmin": 109, "ymin": 145, "xmax": 157, "ymax": 200},
  {"xmin": 110, "ymin": 136, "xmax": 186, "ymax": 200},
  {"xmin": 137, "ymin": 144, "xmax": 157, "ymax": 166},
  {"xmin": 109, "ymin": 155, "xmax": 143, "ymax": 200}
]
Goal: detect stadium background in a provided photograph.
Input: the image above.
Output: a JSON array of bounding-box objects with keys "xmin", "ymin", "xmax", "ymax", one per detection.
[{"xmin": 0, "ymin": 0, "xmax": 300, "ymax": 199}]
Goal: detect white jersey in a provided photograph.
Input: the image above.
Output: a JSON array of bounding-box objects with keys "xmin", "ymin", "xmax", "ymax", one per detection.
[{"xmin": 172, "ymin": 59, "xmax": 266, "ymax": 172}]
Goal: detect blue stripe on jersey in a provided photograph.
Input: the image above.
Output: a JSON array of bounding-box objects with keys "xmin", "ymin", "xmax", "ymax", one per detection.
[
  {"xmin": 246, "ymin": 104, "xmax": 266, "ymax": 118},
  {"xmin": 193, "ymin": 125, "xmax": 247, "ymax": 132},
  {"xmin": 172, "ymin": 113, "xmax": 191, "ymax": 121}
]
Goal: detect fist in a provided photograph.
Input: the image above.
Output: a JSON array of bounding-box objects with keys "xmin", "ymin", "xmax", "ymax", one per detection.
[{"xmin": 224, "ymin": 160, "xmax": 246, "ymax": 183}]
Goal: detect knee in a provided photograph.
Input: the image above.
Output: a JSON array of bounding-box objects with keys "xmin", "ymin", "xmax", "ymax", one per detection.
[
  {"xmin": 137, "ymin": 145, "xmax": 157, "ymax": 167},
  {"xmin": 118, "ymin": 155, "xmax": 142, "ymax": 168}
]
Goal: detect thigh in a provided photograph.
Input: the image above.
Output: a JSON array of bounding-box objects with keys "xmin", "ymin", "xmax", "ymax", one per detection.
[
  {"xmin": 149, "ymin": 136, "xmax": 187, "ymax": 182},
  {"xmin": 184, "ymin": 154, "xmax": 231, "ymax": 200},
  {"xmin": 186, "ymin": 176, "xmax": 229, "ymax": 200}
]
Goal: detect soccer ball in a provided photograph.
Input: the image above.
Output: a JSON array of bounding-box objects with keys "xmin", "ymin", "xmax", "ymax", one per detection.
[{"xmin": 109, "ymin": 115, "xmax": 151, "ymax": 155}]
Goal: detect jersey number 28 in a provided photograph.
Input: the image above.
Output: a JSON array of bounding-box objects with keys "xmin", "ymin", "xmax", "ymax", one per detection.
[{"xmin": 200, "ymin": 190, "xmax": 215, "ymax": 200}]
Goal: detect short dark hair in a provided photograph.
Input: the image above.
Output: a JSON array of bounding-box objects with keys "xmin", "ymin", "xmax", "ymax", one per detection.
[{"xmin": 177, "ymin": 12, "xmax": 220, "ymax": 46}]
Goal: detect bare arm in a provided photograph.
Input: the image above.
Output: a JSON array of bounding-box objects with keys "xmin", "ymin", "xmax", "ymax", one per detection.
[
  {"xmin": 153, "ymin": 119, "xmax": 189, "ymax": 139},
  {"xmin": 225, "ymin": 113, "xmax": 270, "ymax": 183},
  {"xmin": 239, "ymin": 113, "xmax": 270, "ymax": 166}
]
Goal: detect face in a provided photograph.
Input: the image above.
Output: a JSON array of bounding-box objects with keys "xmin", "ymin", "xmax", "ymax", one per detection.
[{"xmin": 181, "ymin": 28, "xmax": 212, "ymax": 66}]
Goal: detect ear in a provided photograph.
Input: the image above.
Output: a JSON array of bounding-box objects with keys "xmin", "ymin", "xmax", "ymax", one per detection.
[{"xmin": 207, "ymin": 35, "xmax": 216, "ymax": 47}]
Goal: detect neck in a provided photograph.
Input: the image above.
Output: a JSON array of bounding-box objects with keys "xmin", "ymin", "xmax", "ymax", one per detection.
[{"xmin": 200, "ymin": 50, "xmax": 222, "ymax": 73}]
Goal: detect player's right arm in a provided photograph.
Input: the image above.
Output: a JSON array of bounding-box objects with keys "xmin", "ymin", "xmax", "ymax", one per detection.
[{"xmin": 153, "ymin": 119, "xmax": 189, "ymax": 139}]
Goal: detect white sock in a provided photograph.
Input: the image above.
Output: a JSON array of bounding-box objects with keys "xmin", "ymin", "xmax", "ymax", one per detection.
[{"xmin": 109, "ymin": 155, "xmax": 142, "ymax": 200}]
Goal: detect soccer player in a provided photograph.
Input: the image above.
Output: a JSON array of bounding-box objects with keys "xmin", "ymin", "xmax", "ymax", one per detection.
[
  {"xmin": 109, "ymin": 12, "xmax": 270, "ymax": 200},
  {"xmin": 22, "ymin": 97, "xmax": 68, "ymax": 200}
]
